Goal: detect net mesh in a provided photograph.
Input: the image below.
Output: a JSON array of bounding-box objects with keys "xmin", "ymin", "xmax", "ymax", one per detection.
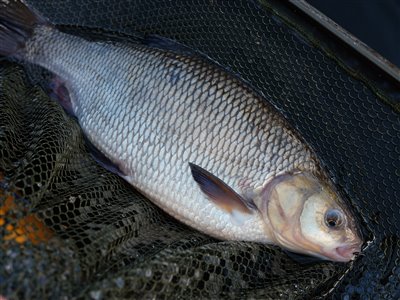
[{"xmin": 1, "ymin": 0, "xmax": 399, "ymax": 299}]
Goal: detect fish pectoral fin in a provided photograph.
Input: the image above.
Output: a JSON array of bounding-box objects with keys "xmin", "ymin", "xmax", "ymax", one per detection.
[{"xmin": 189, "ymin": 163, "xmax": 255, "ymax": 215}]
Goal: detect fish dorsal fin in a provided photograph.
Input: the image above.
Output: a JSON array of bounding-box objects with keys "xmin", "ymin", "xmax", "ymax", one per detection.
[
  {"xmin": 141, "ymin": 35, "xmax": 197, "ymax": 56},
  {"xmin": 58, "ymin": 25, "xmax": 144, "ymax": 44},
  {"xmin": 57, "ymin": 28, "xmax": 198, "ymax": 57},
  {"xmin": 189, "ymin": 163, "xmax": 256, "ymax": 215}
]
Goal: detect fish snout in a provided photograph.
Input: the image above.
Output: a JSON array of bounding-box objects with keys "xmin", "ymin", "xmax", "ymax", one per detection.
[{"xmin": 335, "ymin": 243, "xmax": 362, "ymax": 261}]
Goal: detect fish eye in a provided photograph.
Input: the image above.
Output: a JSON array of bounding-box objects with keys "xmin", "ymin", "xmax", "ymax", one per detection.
[{"xmin": 325, "ymin": 209, "xmax": 344, "ymax": 229}]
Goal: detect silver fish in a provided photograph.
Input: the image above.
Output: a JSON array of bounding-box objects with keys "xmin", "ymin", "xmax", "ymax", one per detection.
[{"xmin": 0, "ymin": 0, "xmax": 362, "ymax": 261}]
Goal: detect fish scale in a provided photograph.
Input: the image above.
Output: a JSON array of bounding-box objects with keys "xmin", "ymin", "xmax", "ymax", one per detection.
[{"xmin": 0, "ymin": 0, "xmax": 362, "ymax": 261}]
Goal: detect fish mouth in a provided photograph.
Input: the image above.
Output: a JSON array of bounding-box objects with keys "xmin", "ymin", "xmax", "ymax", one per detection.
[{"xmin": 330, "ymin": 244, "xmax": 362, "ymax": 262}]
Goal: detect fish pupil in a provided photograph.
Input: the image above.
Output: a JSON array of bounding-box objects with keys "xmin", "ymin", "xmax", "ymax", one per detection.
[{"xmin": 328, "ymin": 219, "xmax": 337, "ymax": 227}]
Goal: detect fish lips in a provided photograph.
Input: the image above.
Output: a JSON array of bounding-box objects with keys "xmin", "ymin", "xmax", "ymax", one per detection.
[
  {"xmin": 335, "ymin": 243, "xmax": 362, "ymax": 261},
  {"xmin": 317, "ymin": 242, "xmax": 362, "ymax": 263}
]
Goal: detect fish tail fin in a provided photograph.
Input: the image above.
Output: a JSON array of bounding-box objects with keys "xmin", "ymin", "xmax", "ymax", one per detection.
[{"xmin": 0, "ymin": 0, "xmax": 48, "ymax": 57}]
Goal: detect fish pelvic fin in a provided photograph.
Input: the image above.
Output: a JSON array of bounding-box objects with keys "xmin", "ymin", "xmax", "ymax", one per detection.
[
  {"xmin": 189, "ymin": 162, "xmax": 256, "ymax": 215},
  {"xmin": 0, "ymin": 0, "xmax": 48, "ymax": 57},
  {"xmin": 84, "ymin": 136, "xmax": 129, "ymax": 178}
]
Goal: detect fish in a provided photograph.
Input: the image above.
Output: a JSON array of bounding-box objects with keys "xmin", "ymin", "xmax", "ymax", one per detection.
[{"xmin": 0, "ymin": 0, "xmax": 362, "ymax": 262}]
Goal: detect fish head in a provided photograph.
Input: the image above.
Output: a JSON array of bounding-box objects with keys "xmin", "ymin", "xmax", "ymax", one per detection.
[{"xmin": 259, "ymin": 172, "xmax": 362, "ymax": 262}]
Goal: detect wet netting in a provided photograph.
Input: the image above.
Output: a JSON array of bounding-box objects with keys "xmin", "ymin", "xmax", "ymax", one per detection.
[{"xmin": 1, "ymin": 0, "xmax": 399, "ymax": 299}]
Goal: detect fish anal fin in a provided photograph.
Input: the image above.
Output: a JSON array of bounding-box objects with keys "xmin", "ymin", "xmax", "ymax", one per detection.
[
  {"xmin": 189, "ymin": 163, "xmax": 255, "ymax": 215},
  {"xmin": 48, "ymin": 75, "xmax": 74, "ymax": 116}
]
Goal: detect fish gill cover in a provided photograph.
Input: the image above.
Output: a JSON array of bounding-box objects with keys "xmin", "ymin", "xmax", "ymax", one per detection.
[{"xmin": 0, "ymin": 0, "xmax": 399, "ymax": 299}]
